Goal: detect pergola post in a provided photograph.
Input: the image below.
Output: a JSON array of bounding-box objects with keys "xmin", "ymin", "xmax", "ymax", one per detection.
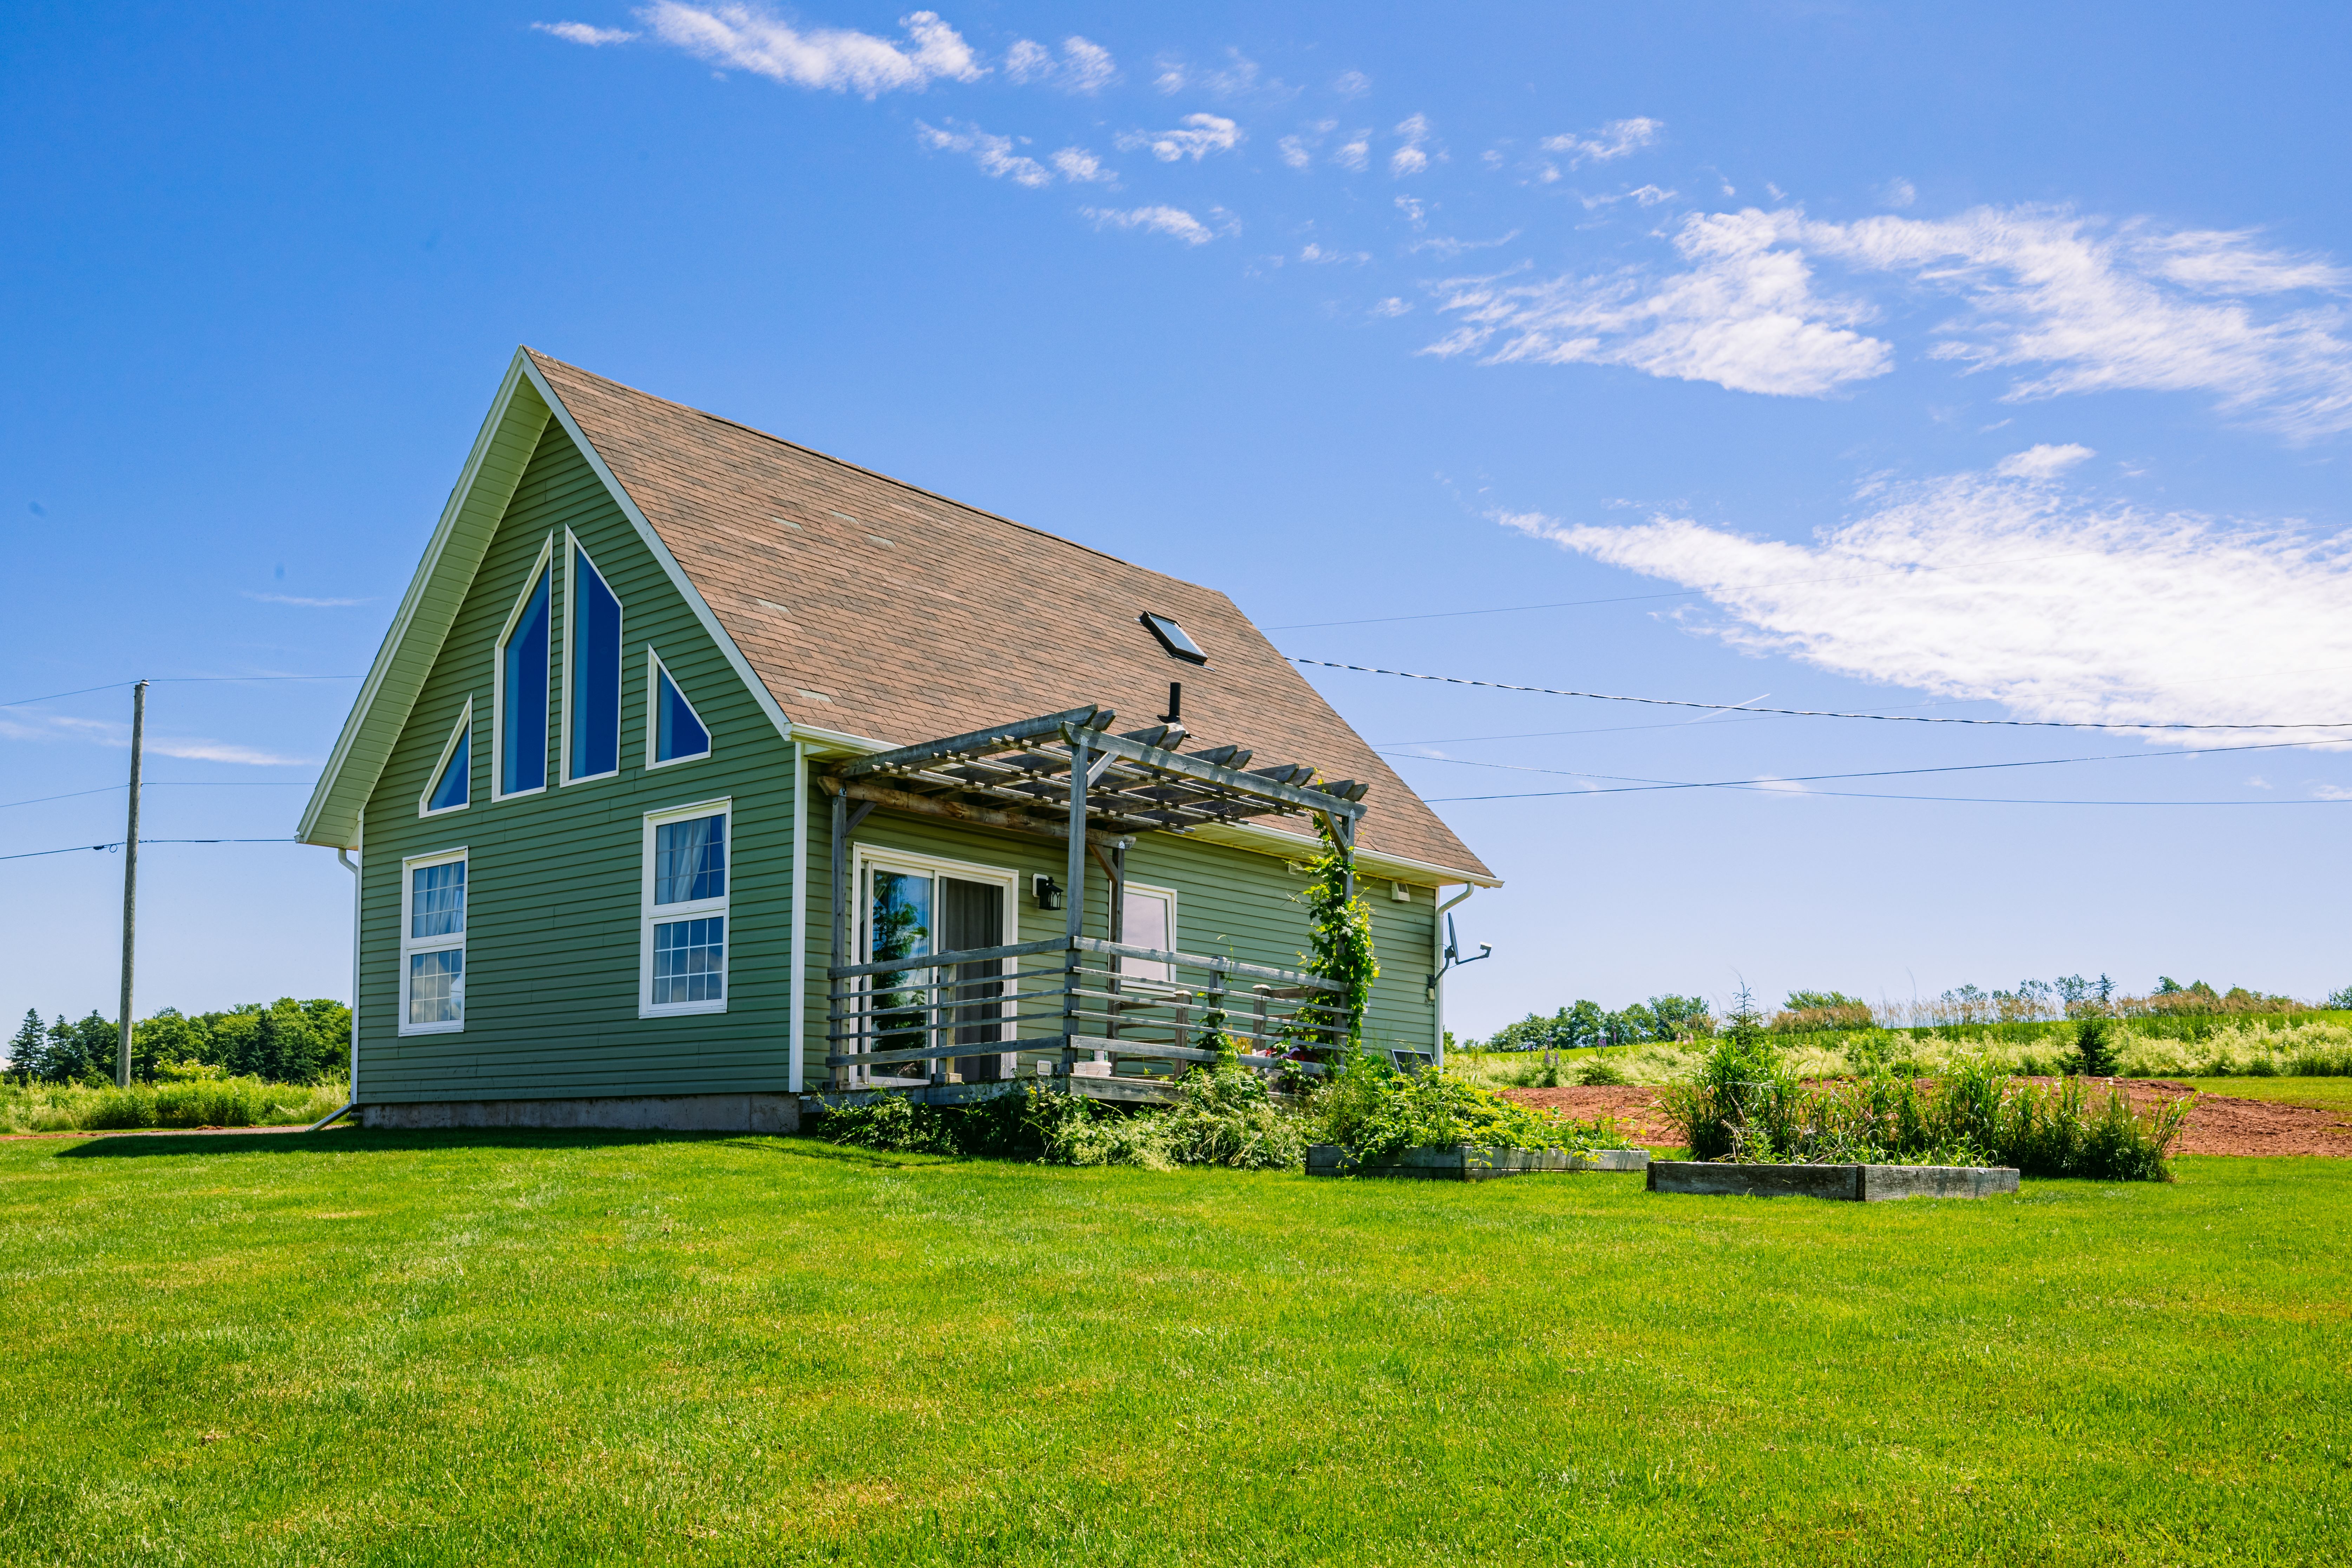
[
  {"xmin": 829, "ymin": 787, "xmax": 849, "ymax": 1089},
  {"xmin": 1060, "ymin": 729, "xmax": 1090, "ymax": 1082}
]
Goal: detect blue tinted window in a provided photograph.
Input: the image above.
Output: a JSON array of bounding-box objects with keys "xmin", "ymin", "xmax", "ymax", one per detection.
[
  {"xmin": 426, "ymin": 724, "xmax": 469, "ymax": 812},
  {"xmin": 570, "ymin": 551, "xmax": 622, "ymax": 779},
  {"xmin": 652, "ymin": 916, "xmax": 725, "ymax": 1004},
  {"xmin": 654, "ymin": 814, "xmax": 726, "ymax": 904},
  {"xmin": 655, "ymin": 667, "xmax": 710, "ymax": 762},
  {"xmin": 500, "ymin": 570, "xmax": 550, "ymax": 794}
]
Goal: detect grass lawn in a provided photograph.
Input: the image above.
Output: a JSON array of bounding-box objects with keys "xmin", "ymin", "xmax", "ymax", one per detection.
[
  {"xmin": 2, "ymin": 1133, "xmax": 2345, "ymax": 1566},
  {"xmin": 2187, "ymin": 1076, "xmax": 2352, "ymax": 1113}
]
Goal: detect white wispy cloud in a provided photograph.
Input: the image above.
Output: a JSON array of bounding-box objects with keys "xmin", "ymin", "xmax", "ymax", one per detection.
[
  {"xmin": 1881, "ymin": 177, "xmax": 1917, "ymax": 209},
  {"xmin": 1495, "ymin": 466, "xmax": 2352, "ymax": 740},
  {"xmin": 2, "ymin": 713, "xmax": 313, "ymax": 767},
  {"xmin": 1082, "ymin": 205, "xmax": 1223, "ymax": 245},
  {"xmin": 1370, "ymin": 296, "xmax": 1412, "ymax": 317},
  {"xmin": 1333, "ymin": 70, "xmax": 1370, "ymax": 97},
  {"xmin": 1300, "ymin": 242, "xmax": 1369, "ymax": 264},
  {"xmin": 636, "ymin": 4, "xmax": 981, "ymax": 96},
  {"xmin": 1538, "ymin": 117, "xmax": 1662, "ymax": 168},
  {"xmin": 1994, "ymin": 443, "xmax": 2096, "ymax": 479},
  {"xmin": 1333, "ymin": 129, "xmax": 1369, "ymax": 171},
  {"xmin": 1390, "ymin": 113, "xmax": 1433, "ymax": 177},
  {"xmin": 534, "ymin": 21, "xmax": 637, "ymax": 45},
  {"xmin": 1424, "ymin": 211, "xmax": 1894, "ymax": 397},
  {"xmin": 241, "ymin": 591, "xmax": 367, "ymax": 608},
  {"xmin": 915, "ymin": 120, "xmax": 1049, "ymax": 185},
  {"xmin": 1795, "ymin": 206, "xmax": 2352, "ymax": 439},
  {"xmin": 1116, "ymin": 114, "xmax": 1240, "ymax": 163},
  {"xmin": 1004, "ymin": 34, "xmax": 1116, "ymax": 93},
  {"xmin": 1410, "ymin": 230, "xmax": 1521, "ymax": 258},
  {"xmin": 1427, "ymin": 203, "xmax": 2352, "ymax": 431},
  {"xmin": 1048, "ymin": 146, "xmax": 1115, "ymax": 185}
]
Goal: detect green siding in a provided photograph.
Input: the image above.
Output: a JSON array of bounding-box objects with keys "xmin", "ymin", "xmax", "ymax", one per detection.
[{"xmin": 358, "ymin": 423, "xmax": 797, "ymax": 1102}]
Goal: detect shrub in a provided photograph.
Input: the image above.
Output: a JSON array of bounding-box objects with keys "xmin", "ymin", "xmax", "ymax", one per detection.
[
  {"xmin": 1312, "ymin": 1053, "xmax": 1626, "ymax": 1161},
  {"xmin": 1573, "ymin": 1056, "xmax": 1629, "ymax": 1087},
  {"xmin": 80, "ymin": 1087, "xmax": 159, "ymax": 1130},
  {"xmin": 2073, "ymin": 1018, "xmax": 2120, "ymax": 1077}
]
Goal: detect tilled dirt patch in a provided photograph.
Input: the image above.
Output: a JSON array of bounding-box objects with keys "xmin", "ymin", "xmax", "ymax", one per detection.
[{"xmin": 1502, "ymin": 1080, "xmax": 2352, "ymax": 1159}]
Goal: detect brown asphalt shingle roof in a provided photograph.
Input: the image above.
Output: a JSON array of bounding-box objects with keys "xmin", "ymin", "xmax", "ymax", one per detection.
[{"xmin": 530, "ymin": 350, "xmax": 1492, "ymax": 882}]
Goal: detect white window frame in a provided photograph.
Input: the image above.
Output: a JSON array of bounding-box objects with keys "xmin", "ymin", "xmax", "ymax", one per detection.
[
  {"xmin": 491, "ymin": 533, "xmax": 556, "ymax": 803},
  {"xmin": 644, "ymin": 648, "xmax": 714, "ymax": 770},
  {"xmin": 398, "ymin": 847, "xmax": 468, "ymax": 1036},
  {"xmin": 416, "ymin": 700, "xmax": 473, "ymax": 819},
  {"xmin": 641, "ymin": 797, "xmax": 734, "ymax": 1018},
  {"xmin": 559, "ymin": 531, "xmax": 624, "ymax": 788},
  {"xmin": 852, "ymin": 844, "xmax": 1019, "ymax": 1087},
  {"xmin": 1120, "ymin": 881, "xmax": 1181, "ymax": 985}
]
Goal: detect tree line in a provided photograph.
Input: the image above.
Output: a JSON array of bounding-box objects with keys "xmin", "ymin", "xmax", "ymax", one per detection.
[{"xmin": 6, "ymin": 1000, "xmax": 351, "ymax": 1086}]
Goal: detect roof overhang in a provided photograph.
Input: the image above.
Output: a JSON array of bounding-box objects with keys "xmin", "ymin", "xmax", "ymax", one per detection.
[{"xmin": 296, "ymin": 348, "xmax": 795, "ymax": 849}]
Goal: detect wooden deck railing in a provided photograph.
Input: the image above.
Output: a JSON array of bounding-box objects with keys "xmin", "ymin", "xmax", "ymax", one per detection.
[{"xmin": 825, "ymin": 935, "xmax": 1343, "ymax": 1088}]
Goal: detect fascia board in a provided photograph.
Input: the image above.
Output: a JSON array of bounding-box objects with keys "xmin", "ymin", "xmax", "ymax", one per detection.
[
  {"xmin": 297, "ymin": 353, "xmax": 550, "ymax": 848},
  {"xmin": 519, "ymin": 354, "xmax": 797, "ymax": 749},
  {"xmin": 1181, "ymin": 818, "xmax": 1504, "ymax": 889}
]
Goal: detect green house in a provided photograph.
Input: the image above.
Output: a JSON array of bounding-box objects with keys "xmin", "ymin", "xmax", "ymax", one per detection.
[{"xmin": 297, "ymin": 350, "xmax": 1499, "ymax": 1130}]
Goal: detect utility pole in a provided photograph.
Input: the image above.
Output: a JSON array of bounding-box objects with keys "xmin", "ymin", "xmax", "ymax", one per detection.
[{"xmin": 116, "ymin": 680, "xmax": 147, "ymax": 1088}]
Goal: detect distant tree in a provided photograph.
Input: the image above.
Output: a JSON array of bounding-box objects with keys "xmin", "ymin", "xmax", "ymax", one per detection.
[
  {"xmin": 2155, "ymin": 976, "xmax": 2183, "ymax": 995},
  {"xmin": 1784, "ymin": 990, "xmax": 1862, "ymax": 1011},
  {"xmin": 7, "ymin": 1009, "xmax": 44, "ymax": 1083},
  {"xmin": 2328, "ymin": 986, "xmax": 2352, "ymax": 1011},
  {"xmin": 1646, "ymin": 995, "xmax": 1715, "ymax": 1041}
]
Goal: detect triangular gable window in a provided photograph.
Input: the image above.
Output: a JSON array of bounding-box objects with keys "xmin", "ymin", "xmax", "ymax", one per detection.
[
  {"xmin": 648, "ymin": 652, "xmax": 712, "ymax": 767},
  {"xmin": 421, "ymin": 705, "xmax": 471, "ymax": 815}
]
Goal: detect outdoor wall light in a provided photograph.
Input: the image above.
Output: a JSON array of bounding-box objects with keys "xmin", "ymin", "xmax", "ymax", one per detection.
[{"xmin": 1034, "ymin": 874, "xmax": 1064, "ymax": 910}]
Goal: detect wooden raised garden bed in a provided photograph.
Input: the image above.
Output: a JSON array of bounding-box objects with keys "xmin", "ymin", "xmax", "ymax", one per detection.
[
  {"xmin": 1306, "ymin": 1144, "xmax": 1651, "ymax": 1181},
  {"xmin": 1646, "ymin": 1161, "xmax": 2020, "ymax": 1201}
]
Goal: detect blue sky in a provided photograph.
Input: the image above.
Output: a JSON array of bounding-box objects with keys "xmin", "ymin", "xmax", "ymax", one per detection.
[{"xmin": 5, "ymin": 2, "xmax": 2350, "ymax": 1037}]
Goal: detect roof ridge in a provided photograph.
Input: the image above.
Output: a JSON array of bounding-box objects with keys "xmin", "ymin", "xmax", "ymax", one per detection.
[{"xmin": 524, "ymin": 347, "xmax": 1158, "ymax": 579}]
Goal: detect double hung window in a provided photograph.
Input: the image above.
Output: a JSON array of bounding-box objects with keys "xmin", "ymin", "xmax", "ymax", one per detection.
[
  {"xmin": 495, "ymin": 539, "xmax": 554, "ymax": 798},
  {"xmin": 400, "ymin": 850, "xmax": 467, "ymax": 1033},
  {"xmin": 641, "ymin": 800, "xmax": 730, "ymax": 1016},
  {"xmin": 564, "ymin": 540, "xmax": 623, "ymax": 784}
]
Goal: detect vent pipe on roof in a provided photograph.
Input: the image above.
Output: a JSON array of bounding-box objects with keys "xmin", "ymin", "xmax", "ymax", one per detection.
[{"xmin": 1159, "ymin": 682, "xmax": 1182, "ymax": 724}]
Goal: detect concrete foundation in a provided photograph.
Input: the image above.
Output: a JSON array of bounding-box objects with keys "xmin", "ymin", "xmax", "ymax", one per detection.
[{"xmin": 360, "ymin": 1093, "xmax": 801, "ymax": 1134}]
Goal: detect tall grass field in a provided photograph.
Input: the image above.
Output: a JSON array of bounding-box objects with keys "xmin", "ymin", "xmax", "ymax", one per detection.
[
  {"xmin": 0, "ymin": 1077, "xmax": 347, "ymax": 1135},
  {"xmin": 1, "ymin": 1130, "xmax": 2344, "ymax": 1565}
]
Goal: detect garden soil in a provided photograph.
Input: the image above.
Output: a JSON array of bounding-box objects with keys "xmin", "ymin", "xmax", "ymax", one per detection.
[{"xmin": 1503, "ymin": 1080, "xmax": 2352, "ymax": 1159}]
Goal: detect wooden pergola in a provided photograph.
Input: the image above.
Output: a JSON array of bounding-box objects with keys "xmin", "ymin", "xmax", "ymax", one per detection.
[{"xmin": 816, "ymin": 704, "xmax": 1372, "ymax": 1097}]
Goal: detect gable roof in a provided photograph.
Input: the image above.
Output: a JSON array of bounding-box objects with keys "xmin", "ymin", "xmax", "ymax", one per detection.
[{"xmin": 301, "ymin": 349, "xmax": 1494, "ymax": 885}]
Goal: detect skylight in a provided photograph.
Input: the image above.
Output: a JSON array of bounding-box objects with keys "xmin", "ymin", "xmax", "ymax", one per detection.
[{"xmin": 1140, "ymin": 611, "xmax": 1208, "ymax": 665}]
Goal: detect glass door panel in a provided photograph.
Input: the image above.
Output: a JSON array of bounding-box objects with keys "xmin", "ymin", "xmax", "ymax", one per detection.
[
  {"xmin": 941, "ymin": 877, "xmax": 1006, "ymax": 1082},
  {"xmin": 867, "ymin": 868, "xmax": 933, "ymax": 1076}
]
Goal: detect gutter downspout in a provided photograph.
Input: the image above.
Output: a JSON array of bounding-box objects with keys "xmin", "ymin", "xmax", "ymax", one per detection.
[
  {"xmin": 306, "ymin": 834, "xmax": 362, "ymax": 1133},
  {"xmin": 789, "ymin": 740, "xmax": 808, "ymax": 1093},
  {"xmin": 1433, "ymin": 885, "xmax": 1475, "ymax": 1069}
]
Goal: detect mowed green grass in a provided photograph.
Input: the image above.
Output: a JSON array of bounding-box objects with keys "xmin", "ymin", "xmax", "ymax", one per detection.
[{"xmin": 1, "ymin": 1134, "xmax": 2346, "ymax": 1567}]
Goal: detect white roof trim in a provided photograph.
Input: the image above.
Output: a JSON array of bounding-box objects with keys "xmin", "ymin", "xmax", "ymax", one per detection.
[{"xmin": 297, "ymin": 353, "xmax": 547, "ymax": 847}]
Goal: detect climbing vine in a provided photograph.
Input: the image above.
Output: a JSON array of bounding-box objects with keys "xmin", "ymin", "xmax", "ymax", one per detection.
[{"xmin": 1293, "ymin": 814, "xmax": 1378, "ymax": 1058}]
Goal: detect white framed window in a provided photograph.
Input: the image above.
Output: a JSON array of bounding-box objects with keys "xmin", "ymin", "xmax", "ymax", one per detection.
[
  {"xmin": 493, "ymin": 534, "xmax": 556, "ymax": 800},
  {"xmin": 853, "ymin": 845, "xmax": 1017, "ymax": 1087},
  {"xmin": 418, "ymin": 701, "xmax": 473, "ymax": 818},
  {"xmin": 399, "ymin": 848, "xmax": 467, "ymax": 1034},
  {"xmin": 644, "ymin": 649, "xmax": 713, "ymax": 769},
  {"xmin": 561, "ymin": 534, "xmax": 624, "ymax": 786},
  {"xmin": 1121, "ymin": 882, "xmax": 1179, "ymax": 984},
  {"xmin": 641, "ymin": 798, "xmax": 732, "ymax": 1017}
]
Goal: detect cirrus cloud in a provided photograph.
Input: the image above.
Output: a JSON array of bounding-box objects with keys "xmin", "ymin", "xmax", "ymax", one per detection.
[{"xmin": 635, "ymin": 3, "xmax": 981, "ymax": 96}]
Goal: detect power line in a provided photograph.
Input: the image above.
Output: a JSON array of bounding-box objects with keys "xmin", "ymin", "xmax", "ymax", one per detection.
[
  {"xmin": 0, "ymin": 781, "xmax": 319, "ymax": 812},
  {"xmin": 1436, "ymin": 783, "xmax": 2352, "ymax": 807},
  {"xmin": 1400, "ymin": 737, "xmax": 2335, "ymax": 802},
  {"xmin": 0, "ymin": 675, "xmax": 360, "ymax": 709},
  {"xmin": 1387, "ymin": 736, "xmax": 2325, "ymax": 788},
  {"xmin": 0, "ymin": 837, "xmax": 296, "ymax": 863},
  {"xmin": 1293, "ymin": 658, "xmax": 2352, "ymax": 733}
]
